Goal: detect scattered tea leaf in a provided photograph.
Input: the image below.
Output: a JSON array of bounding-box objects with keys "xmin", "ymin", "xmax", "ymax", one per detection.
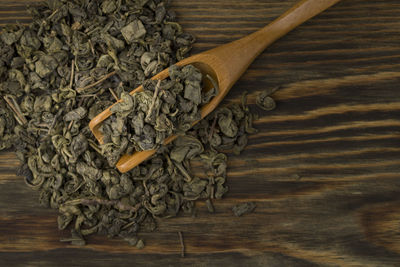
[{"xmin": 232, "ymin": 202, "xmax": 256, "ymax": 217}]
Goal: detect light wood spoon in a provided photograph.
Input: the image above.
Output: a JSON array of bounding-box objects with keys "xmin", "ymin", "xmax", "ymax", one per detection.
[{"xmin": 89, "ymin": 0, "xmax": 341, "ymax": 173}]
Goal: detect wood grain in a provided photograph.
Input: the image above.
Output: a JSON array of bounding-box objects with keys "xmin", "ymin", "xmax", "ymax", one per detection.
[{"xmin": 1, "ymin": 0, "xmax": 400, "ymax": 266}]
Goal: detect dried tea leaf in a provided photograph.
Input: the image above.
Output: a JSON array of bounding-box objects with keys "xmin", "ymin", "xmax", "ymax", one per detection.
[
  {"xmin": 232, "ymin": 202, "xmax": 256, "ymax": 217},
  {"xmin": 35, "ymin": 55, "xmax": 58, "ymax": 78},
  {"xmin": 136, "ymin": 239, "xmax": 145, "ymax": 249},
  {"xmin": 101, "ymin": 0, "xmax": 117, "ymax": 14},
  {"xmin": 256, "ymin": 95, "xmax": 276, "ymax": 111},
  {"xmin": 121, "ymin": 20, "xmax": 146, "ymax": 44},
  {"xmin": 64, "ymin": 107, "xmax": 87, "ymax": 122},
  {"xmin": 256, "ymin": 89, "xmax": 278, "ymax": 111},
  {"xmin": 1, "ymin": 26, "xmax": 23, "ymax": 45},
  {"xmin": 170, "ymin": 135, "xmax": 203, "ymax": 162}
]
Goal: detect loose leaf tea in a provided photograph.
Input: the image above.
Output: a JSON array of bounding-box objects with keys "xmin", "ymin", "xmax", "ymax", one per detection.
[
  {"xmin": 0, "ymin": 0, "xmax": 277, "ymax": 247},
  {"xmin": 232, "ymin": 202, "xmax": 256, "ymax": 217},
  {"xmin": 256, "ymin": 87, "xmax": 279, "ymax": 111}
]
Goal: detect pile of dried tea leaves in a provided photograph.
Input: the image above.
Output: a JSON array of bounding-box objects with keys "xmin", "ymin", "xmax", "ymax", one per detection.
[
  {"xmin": 100, "ymin": 64, "xmax": 217, "ymax": 166},
  {"xmin": 0, "ymin": 0, "xmax": 276, "ymax": 247}
]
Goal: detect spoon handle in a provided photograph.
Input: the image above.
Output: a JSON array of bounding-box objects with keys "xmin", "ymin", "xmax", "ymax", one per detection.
[
  {"xmin": 203, "ymin": 0, "xmax": 342, "ymax": 92},
  {"xmin": 262, "ymin": 0, "xmax": 342, "ymax": 46}
]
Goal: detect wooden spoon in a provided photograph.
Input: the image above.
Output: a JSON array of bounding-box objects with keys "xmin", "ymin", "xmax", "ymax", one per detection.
[{"xmin": 89, "ymin": 0, "xmax": 341, "ymax": 173}]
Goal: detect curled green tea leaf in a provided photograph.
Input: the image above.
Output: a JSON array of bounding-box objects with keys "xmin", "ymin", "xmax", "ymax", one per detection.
[
  {"xmin": 256, "ymin": 88, "xmax": 279, "ymax": 111},
  {"xmin": 232, "ymin": 202, "xmax": 256, "ymax": 217}
]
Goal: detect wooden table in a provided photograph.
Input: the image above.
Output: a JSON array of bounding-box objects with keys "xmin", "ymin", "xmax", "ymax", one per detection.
[{"xmin": 1, "ymin": 0, "xmax": 400, "ymax": 266}]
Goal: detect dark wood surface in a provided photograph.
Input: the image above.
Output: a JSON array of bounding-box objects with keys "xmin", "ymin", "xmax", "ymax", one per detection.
[{"xmin": 1, "ymin": 0, "xmax": 400, "ymax": 266}]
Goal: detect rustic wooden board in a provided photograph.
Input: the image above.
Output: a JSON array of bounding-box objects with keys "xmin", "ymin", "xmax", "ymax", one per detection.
[{"xmin": 1, "ymin": 0, "xmax": 400, "ymax": 266}]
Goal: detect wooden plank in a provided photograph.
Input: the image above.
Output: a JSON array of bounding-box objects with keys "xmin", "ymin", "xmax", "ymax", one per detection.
[{"xmin": 1, "ymin": 0, "xmax": 400, "ymax": 265}]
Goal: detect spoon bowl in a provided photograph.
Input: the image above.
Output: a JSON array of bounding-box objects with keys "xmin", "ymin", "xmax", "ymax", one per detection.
[
  {"xmin": 89, "ymin": 0, "xmax": 341, "ymax": 172},
  {"xmin": 89, "ymin": 58, "xmax": 221, "ymax": 172}
]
